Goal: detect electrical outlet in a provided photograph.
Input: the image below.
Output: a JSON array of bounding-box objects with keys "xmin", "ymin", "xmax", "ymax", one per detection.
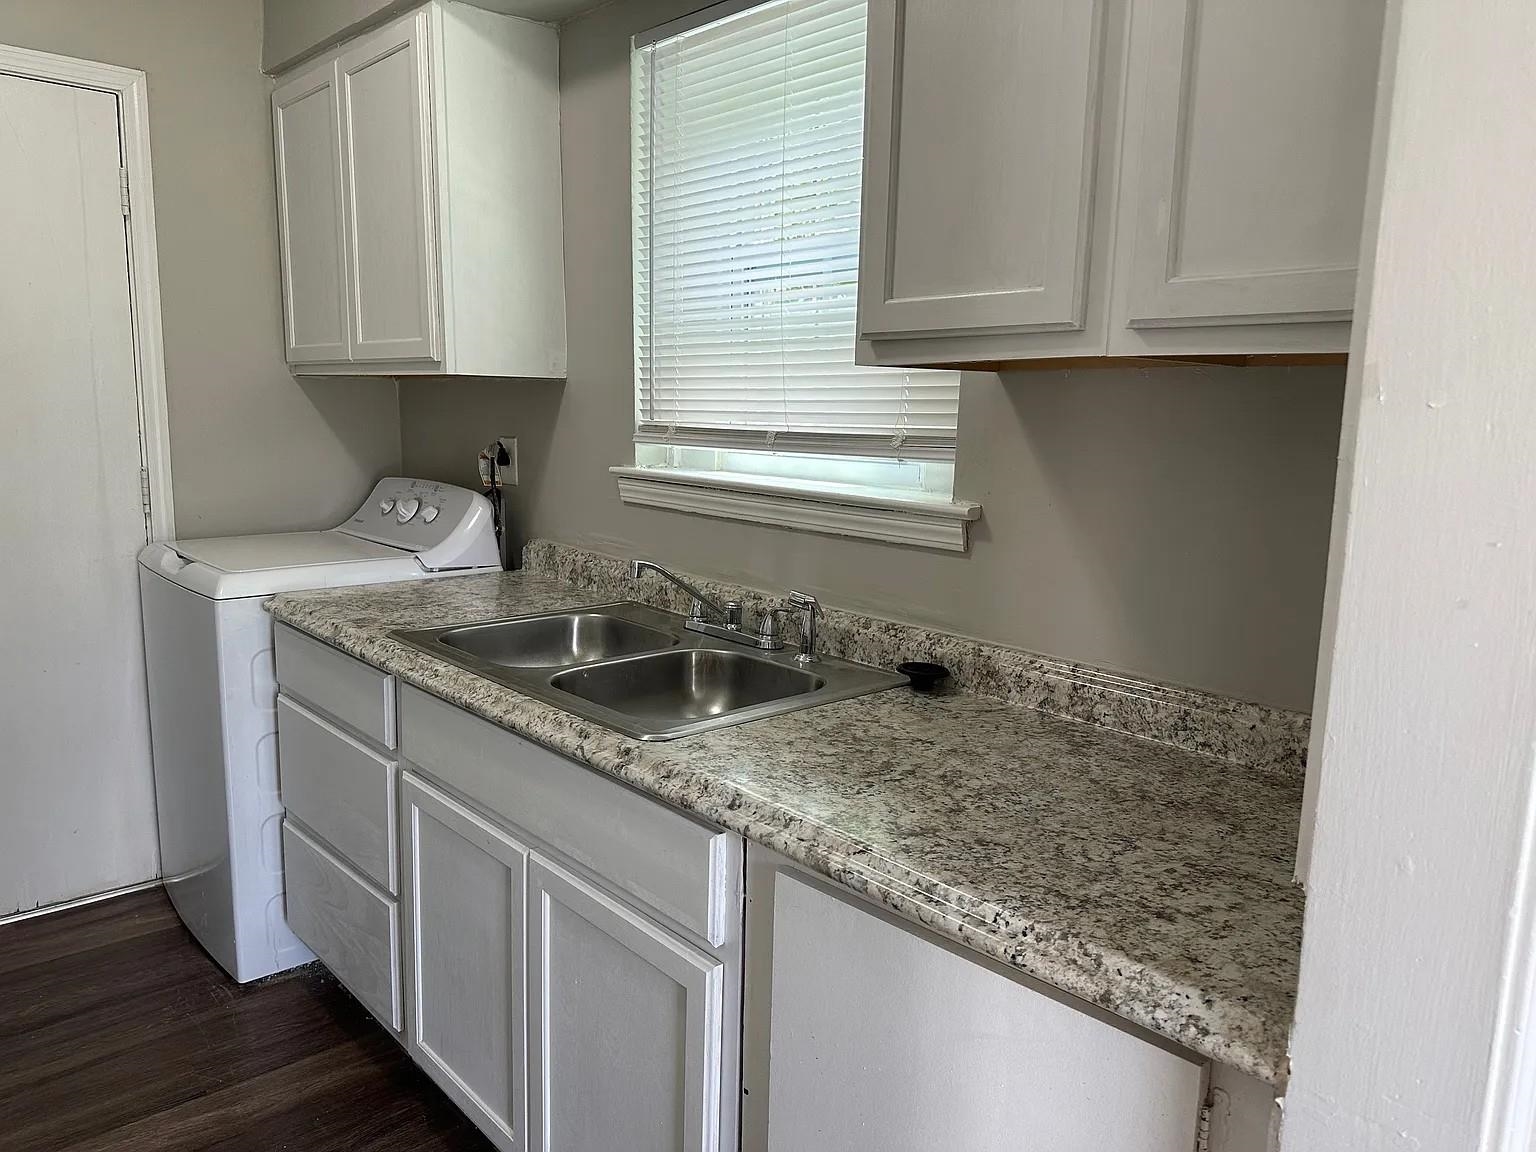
[{"xmin": 497, "ymin": 436, "xmax": 518, "ymax": 486}]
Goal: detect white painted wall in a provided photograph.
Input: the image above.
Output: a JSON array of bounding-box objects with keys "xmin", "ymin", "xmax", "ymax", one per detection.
[
  {"xmin": 1283, "ymin": 0, "xmax": 1536, "ymax": 1147},
  {"xmin": 0, "ymin": 0, "xmax": 402, "ymax": 538}
]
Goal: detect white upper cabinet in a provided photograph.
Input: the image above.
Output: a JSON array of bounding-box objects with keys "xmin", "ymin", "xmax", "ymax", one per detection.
[
  {"xmin": 272, "ymin": 2, "xmax": 566, "ymax": 377},
  {"xmin": 856, "ymin": 0, "xmax": 1385, "ymax": 365},
  {"xmin": 857, "ymin": 0, "xmax": 1106, "ymax": 344},
  {"xmin": 272, "ymin": 58, "xmax": 350, "ymax": 364},
  {"xmin": 1110, "ymin": 0, "xmax": 1384, "ymax": 355},
  {"xmin": 337, "ymin": 15, "xmax": 440, "ymax": 365}
]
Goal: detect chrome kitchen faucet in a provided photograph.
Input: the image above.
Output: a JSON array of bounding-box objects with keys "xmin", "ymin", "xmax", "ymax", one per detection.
[{"xmin": 629, "ymin": 560, "xmax": 821, "ymax": 660}]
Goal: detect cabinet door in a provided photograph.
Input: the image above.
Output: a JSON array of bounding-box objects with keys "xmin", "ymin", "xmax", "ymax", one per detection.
[
  {"xmin": 1115, "ymin": 0, "xmax": 1383, "ymax": 333},
  {"xmin": 272, "ymin": 58, "xmax": 350, "ymax": 364},
  {"xmin": 528, "ymin": 854, "xmax": 725, "ymax": 1152},
  {"xmin": 402, "ymin": 773, "xmax": 527, "ymax": 1152},
  {"xmin": 764, "ymin": 871, "xmax": 1207, "ymax": 1152},
  {"xmin": 858, "ymin": 0, "xmax": 1105, "ymax": 339},
  {"xmin": 336, "ymin": 11, "xmax": 441, "ymax": 364}
]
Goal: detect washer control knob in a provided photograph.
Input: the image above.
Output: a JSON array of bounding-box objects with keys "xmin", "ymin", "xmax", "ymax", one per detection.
[
  {"xmin": 420, "ymin": 504, "xmax": 440, "ymax": 524},
  {"xmin": 395, "ymin": 497, "xmax": 421, "ymax": 523},
  {"xmin": 378, "ymin": 497, "xmax": 396, "ymax": 515}
]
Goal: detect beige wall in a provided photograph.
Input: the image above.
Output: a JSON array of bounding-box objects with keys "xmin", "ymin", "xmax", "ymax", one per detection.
[
  {"xmin": 0, "ymin": 0, "xmax": 401, "ymax": 537},
  {"xmin": 400, "ymin": 0, "xmax": 1346, "ymax": 712},
  {"xmin": 262, "ymin": 0, "xmax": 592, "ymax": 72},
  {"xmin": 263, "ymin": 0, "xmax": 413, "ymax": 71}
]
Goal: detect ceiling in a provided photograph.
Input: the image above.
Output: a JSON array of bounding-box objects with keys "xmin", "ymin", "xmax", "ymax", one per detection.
[
  {"xmin": 264, "ymin": 0, "xmax": 618, "ymax": 73},
  {"xmin": 472, "ymin": 0, "xmax": 611, "ymax": 22}
]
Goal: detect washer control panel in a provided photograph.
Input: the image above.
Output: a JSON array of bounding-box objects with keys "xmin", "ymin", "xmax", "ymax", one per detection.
[{"xmin": 338, "ymin": 477, "xmax": 498, "ymax": 570}]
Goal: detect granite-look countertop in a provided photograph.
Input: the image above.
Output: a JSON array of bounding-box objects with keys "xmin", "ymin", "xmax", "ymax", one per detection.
[{"xmin": 268, "ymin": 570, "xmax": 1304, "ymax": 1086}]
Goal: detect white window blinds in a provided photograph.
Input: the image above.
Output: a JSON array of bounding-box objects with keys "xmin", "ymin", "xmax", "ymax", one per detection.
[{"xmin": 632, "ymin": 0, "xmax": 960, "ymax": 461}]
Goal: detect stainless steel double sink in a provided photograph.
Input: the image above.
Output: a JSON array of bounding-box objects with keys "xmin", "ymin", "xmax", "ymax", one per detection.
[{"xmin": 392, "ymin": 601, "xmax": 905, "ymax": 740}]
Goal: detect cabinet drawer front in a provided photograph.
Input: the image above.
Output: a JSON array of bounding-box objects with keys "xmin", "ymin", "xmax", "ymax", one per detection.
[
  {"xmin": 400, "ymin": 685, "xmax": 742, "ymax": 948},
  {"xmin": 278, "ymin": 694, "xmax": 397, "ymax": 892},
  {"xmin": 275, "ymin": 624, "xmax": 396, "ymax": 748},
  {"xmin": 283, "ymin": 818, "xmax": 401, "ymax": 1031}
]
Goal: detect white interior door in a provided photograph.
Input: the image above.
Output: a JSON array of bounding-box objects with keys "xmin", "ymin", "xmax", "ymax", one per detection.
[{"xmin": 0, "ymin": 70, "xmax": 158, "ymax": 914}]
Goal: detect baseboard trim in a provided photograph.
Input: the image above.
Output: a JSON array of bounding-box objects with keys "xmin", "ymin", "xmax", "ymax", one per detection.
[{"xmin": 0, "ymin": 878, "xmax": 163, "ymax": 927}]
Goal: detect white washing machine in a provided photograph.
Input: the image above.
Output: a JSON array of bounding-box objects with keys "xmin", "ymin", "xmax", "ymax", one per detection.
[{"xmin": 138, "ymin": 478, "xmax": 499, "ymax": 982}]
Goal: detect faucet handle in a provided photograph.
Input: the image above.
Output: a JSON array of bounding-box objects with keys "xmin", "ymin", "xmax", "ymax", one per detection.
[{"xmin": 756, "ymin": 606, "xmax": 789, "ymax": 649}]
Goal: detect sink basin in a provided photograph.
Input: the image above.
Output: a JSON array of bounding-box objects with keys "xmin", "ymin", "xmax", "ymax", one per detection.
[
  {"xmin": 436, "ymin": 611, "xmax": 677, "ymax": 668},
  {"xmin": 549, "ymin": 648, "xmax": 824, "ymax": 724},
  {"xmin": 391, "ymin": 600, "xmax": 905, "ymax": 740}
]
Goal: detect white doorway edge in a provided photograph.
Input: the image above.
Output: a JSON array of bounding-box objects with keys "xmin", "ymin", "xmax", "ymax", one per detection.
[{"xmin": 0, "ymin": 43, "xmax": 175, "ymax": 541}]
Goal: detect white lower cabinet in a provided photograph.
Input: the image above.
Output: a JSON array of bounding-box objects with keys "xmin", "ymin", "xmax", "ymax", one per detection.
[
  {"xmin": 275, "ymin": 630, "xmax": 403, "ymax": 1034},
  {"xmin": 281, "ymin": 653, "xmax": 1269, "ymax": 1152},
  {"xmin": 392, "ymin": 683, "xmax": 744, "ymax": 1152},
  {"xmin": 527, "ymin": 853, "xmax": 726, "ymax": 1152},
  {"xmin": 741, "ymin": 847, "xmax": 1277, "ymax": 1152},
  {"xmin": 761, "ymin": 871, "xmax": 1203, "ymax": 1151},
  {"xmin": 402, "ymin": 772, "xmax": 528, "ymax": 1152}
]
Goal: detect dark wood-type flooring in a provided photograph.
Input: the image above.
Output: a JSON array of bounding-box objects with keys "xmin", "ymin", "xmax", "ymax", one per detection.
[{"xmin": 0, "ymin": 887, "xmax": 493, "ymax": 1151}]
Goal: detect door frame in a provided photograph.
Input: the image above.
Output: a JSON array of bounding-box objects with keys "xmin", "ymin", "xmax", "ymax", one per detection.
[
  {"xmin": 1285, "ymin": 0, "xmax": 1536, "ymax": 1148},
  {"xmin": 0, "ymin": 43, "xmax": 175, "ymax": 541}
]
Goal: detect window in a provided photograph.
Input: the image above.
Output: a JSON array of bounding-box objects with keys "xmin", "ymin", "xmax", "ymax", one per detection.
[{"xmin": 620, "ymin": 0, "xmax": 976, "ymax": 548}]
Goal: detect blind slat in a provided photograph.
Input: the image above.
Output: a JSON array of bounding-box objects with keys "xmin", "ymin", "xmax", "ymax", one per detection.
[{"xmin": 633, "ymin": 0, "xmax": 959, "ymax": 461}]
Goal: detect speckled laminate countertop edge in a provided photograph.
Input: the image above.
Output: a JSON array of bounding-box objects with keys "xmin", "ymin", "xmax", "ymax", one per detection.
[{"xmin": 267, "ymin": 574, "xmax": 1297, "ymax": 1085}]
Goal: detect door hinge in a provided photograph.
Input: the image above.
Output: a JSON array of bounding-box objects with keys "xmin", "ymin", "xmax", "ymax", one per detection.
[
  {"xmin": 140, "ymin": 466, "xmax": 152, "ymax": 511},
  {"xmin": 1194, "ymin": 1102, "xmax": 1213, "ymax": 1152},
  {"xmin": 119, "ymin": 167, "xmax": 130, "ymax": 216}
]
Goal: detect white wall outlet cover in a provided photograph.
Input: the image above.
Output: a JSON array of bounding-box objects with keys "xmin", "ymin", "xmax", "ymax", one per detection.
[{"xmin": 498, "ymin": 437, "xmax": 518, "ymax": 486}]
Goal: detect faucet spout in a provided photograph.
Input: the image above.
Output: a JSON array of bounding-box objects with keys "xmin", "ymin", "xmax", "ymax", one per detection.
[{"xmin": 630, "ymin": 559, "xmax": 730, "ymax": 623}]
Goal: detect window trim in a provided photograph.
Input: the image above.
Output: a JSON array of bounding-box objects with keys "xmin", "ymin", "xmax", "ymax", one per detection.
[
  {"xmin": 623, "ymin": 0, "xmax": 981, "ymax": 550},
  {"xmin": 611, "ymin": 465, "xmax": 981, "ymax": 552}
]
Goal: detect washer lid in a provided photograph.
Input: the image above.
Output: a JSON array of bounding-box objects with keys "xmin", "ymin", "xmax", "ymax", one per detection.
[
  {"xmin": 140, "ymin": 538, "xmax": 430, "ymax": 601},
  {"xmin": 170, "ymin": 531, "xmax": 406, "ymax": 573}
]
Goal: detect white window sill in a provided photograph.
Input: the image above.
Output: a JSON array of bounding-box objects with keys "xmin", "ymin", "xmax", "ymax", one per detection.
[{"xmin": 610, "ymin": 466, "xmax": 981, "ymax": 552}]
